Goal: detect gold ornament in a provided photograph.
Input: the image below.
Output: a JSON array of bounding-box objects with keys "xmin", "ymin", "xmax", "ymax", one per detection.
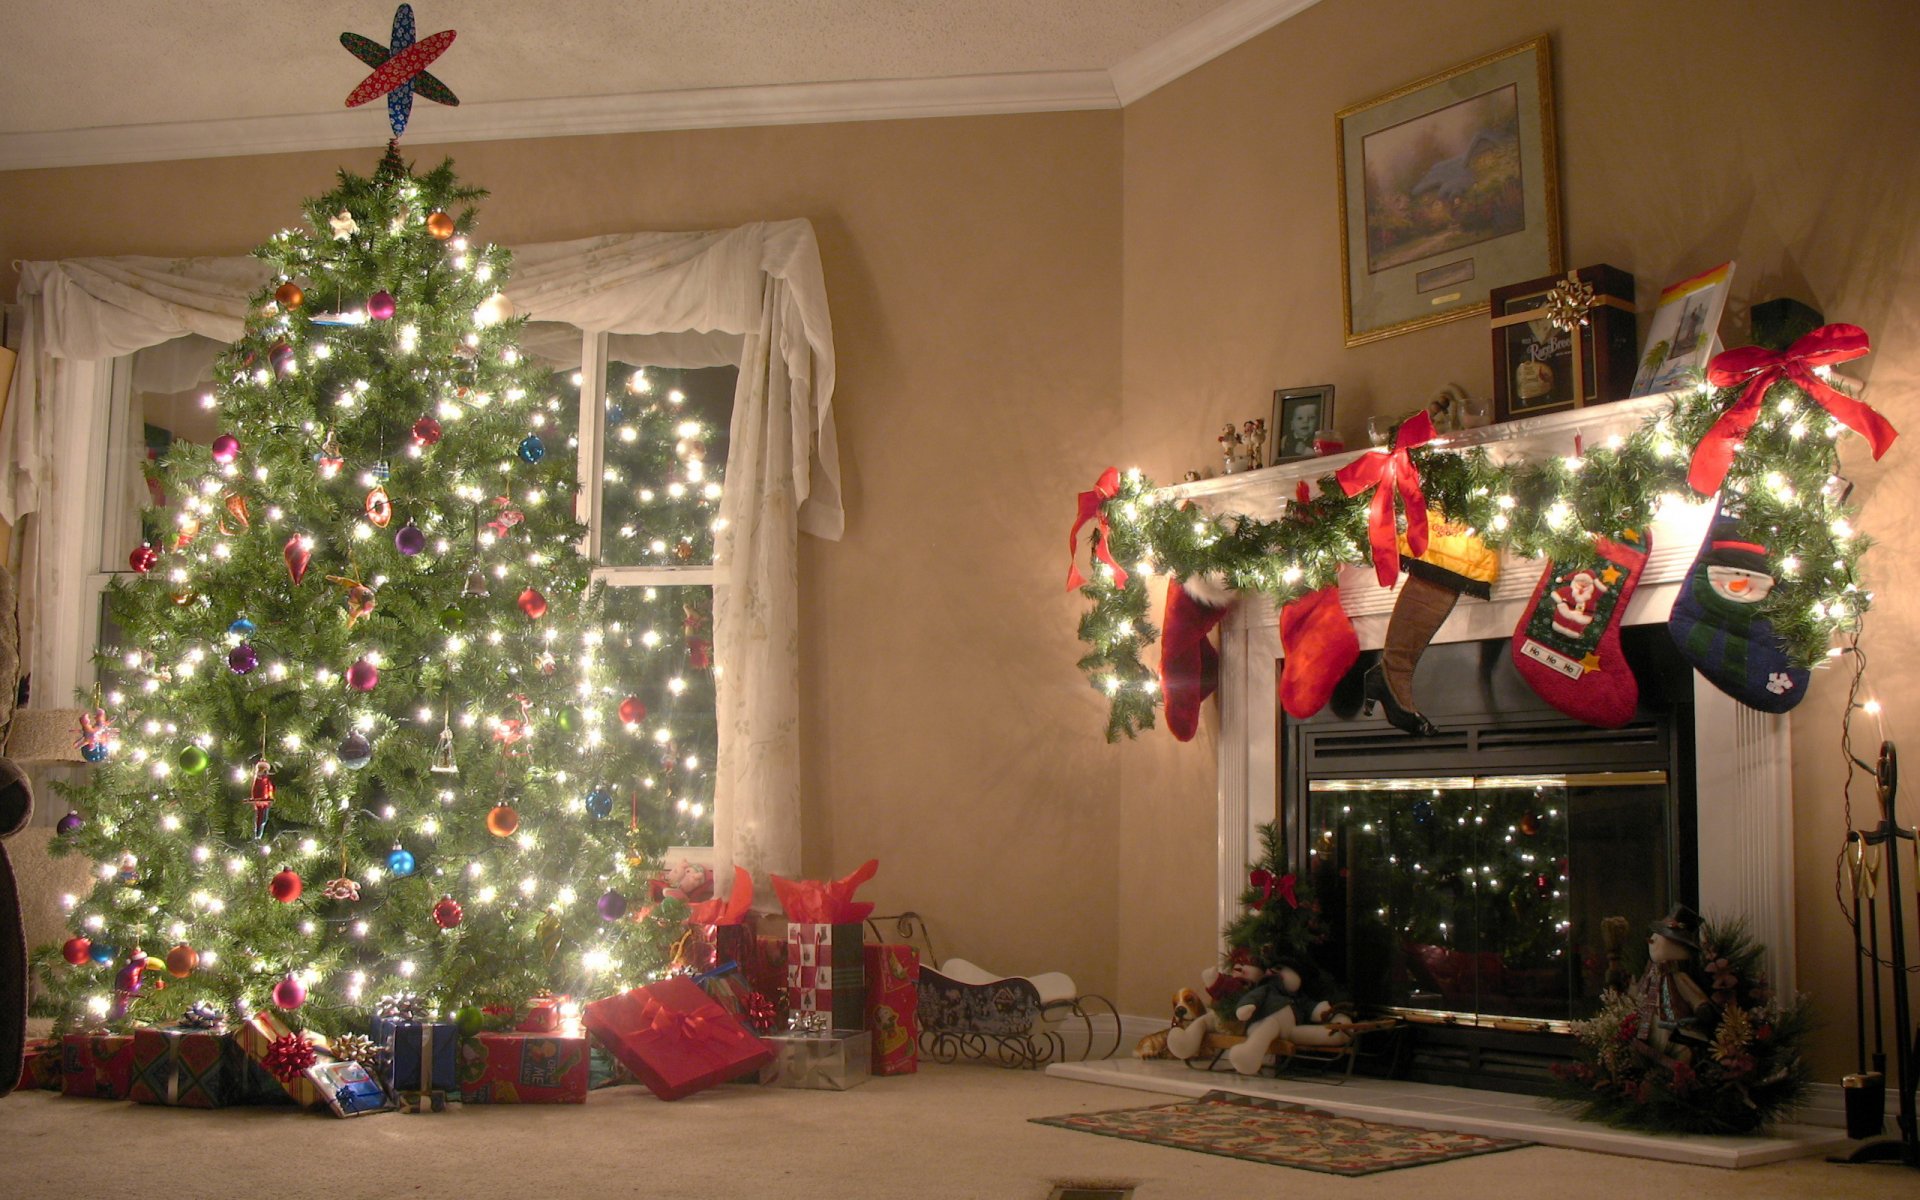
[
  {"xmin": 426, "ymin": 211, "xmax": 456, "ymax": 240},
  {"xmin": 274, "ymin": 282, "xmax": 305, "ymax": 309},
  {"xmin": 672, "ymin": 538, "xmax": 695, "ymax": 562}
]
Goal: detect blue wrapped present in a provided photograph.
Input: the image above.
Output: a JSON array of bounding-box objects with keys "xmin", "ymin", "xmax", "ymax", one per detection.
[
  {"xmin": 313, "ymin": 1059, "xmax": 393, "ymax": 1118},
  {"xmin": 373, "ymin": 1017, "xmax": 458, "ymax": 1092}
]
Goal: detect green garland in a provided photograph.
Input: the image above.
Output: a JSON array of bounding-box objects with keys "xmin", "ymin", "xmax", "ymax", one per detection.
[{"xmin": 1076, "ymin": 372, "xmax": 1876, "ymax": 740}]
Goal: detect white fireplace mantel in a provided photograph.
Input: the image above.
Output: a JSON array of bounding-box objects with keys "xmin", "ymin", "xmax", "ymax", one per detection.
[{"xmin": 1169, "ymin": 393, "xmax": 1797, "ymax": 995}]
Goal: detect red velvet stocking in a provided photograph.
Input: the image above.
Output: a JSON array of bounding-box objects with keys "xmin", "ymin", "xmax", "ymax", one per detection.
[
  {"xmin": 1279, "ymin": 586, "xmax": 1359, "ymax": 719},
  {"xmin": 1160, "ymin": 579, "xmax": 1232, "ymax": 741}
]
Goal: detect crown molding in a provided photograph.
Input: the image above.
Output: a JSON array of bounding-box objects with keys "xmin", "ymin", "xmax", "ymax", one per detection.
[
  {"xmin": 1109, "ymin": 0, "xmax": 1325, "ymax": 105},
  {"xmin": 0, "ymin": 0, "xmax": 1328, "ymax": 171},
  {"xmin": 0, "ymin": 70, "xmax": 1121, "ymax": 171}
]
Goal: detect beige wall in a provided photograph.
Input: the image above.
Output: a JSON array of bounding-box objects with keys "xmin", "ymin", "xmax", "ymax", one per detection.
[
  {"xmin": 1119, "ymin": 0, "xmax": 1920, "ymax": 1075},
  {"xmin": 0, "ymin": 113, "xmax": 1128, "ymax": 1000}
]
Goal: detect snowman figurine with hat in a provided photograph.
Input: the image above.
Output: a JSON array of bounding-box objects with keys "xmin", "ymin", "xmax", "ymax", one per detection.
[{"xmin": 1630, "ymin": 904, "xmax": 1718, "ymax": 1059}]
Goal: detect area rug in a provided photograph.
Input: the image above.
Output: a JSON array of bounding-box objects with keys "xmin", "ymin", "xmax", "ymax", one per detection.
[{"xmin": 1031, "ymin": 1090, "xmax": 1531, "ymax": 1176}]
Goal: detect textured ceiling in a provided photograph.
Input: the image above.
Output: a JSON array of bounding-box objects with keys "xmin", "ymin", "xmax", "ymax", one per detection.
[{"xmin": 2, "ymin": 1, "xmax": 1227, "ymax": 135}]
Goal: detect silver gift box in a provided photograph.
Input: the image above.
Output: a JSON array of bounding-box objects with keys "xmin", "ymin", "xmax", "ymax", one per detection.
[{"xmin": 757, "ymin": 1030, "xmax": 871, "ymax": 1090}]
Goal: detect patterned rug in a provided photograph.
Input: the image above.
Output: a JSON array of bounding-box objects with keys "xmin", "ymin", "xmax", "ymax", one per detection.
[{"xmin": 1031, "ymin": 1090, "xmax": 1531, "ymax": 1177}]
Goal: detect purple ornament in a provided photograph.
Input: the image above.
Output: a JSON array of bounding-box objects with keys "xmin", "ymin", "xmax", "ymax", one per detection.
[
  {"xmin": 367, "ymin": 290, "xmax": 397, "ymax": 321},
  {"xmin": 346, "ymin": 658, "xmax": 379, "ymax": 692},
  {"xmin": 57, "ymin": 811, "xmax": 84, "ymax": 835},
  {"xmin": 211, "ymin": 433, "xmax": 242, "ymax": 464},
  {"xmin": 597, "ymin": 890, "xmax": 628, "ymax": 921},
  {"xmin": 227, "ymin": 642, "xmax": 259, "ymax": 675},
  {"xmin": 394, "ymin": 522, "xmax": 426, "ymax": 556}
]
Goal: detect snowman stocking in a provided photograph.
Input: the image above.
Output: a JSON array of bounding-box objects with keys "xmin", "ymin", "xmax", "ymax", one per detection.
[
  {"xmin": 1278, "ymin": 586, "xmax": 1359, "ymax": 720},
  {"xmin": 1510, "ymin": 531, "xmax": 1650, "ymax": 728},
  {"xmin": 1667, "ymin": 503, "xmax": 1809, "ymax": 713}
]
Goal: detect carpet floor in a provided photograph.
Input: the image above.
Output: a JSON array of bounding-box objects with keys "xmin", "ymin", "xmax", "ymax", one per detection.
[{"xmin": 0, "ymin": 1064, "xmax": 1903, "ymax": 1199}]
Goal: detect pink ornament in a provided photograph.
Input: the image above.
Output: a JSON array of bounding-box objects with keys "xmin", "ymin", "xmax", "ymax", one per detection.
[
  {"xmin": 212, "ymin": 434, "xmax": 242, "ymax": 464},
  {"xmin": 367, "ymin": 290, "xmax": 397, "ymax": 321},
  {"xmin": 346, "ymin": 658, "xmax": 379, "ymax": 692},
  {"xmin": 269, "ymin": 342, "xmax": 295, "ymax": 378},
  {"xmin": 272, "ymin": 973, "xmax": 307, "ymax": 1010}
]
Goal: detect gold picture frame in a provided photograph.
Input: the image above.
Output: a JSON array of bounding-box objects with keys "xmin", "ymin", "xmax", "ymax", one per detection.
[{"xmin": 1336, "ymin": 36, "xmax": 1562, "ymax": 346}]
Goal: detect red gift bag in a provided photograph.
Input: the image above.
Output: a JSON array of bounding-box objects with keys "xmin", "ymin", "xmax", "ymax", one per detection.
[
  {"xmin": 863, "ymin": 943, "xmax": 920, "ymax": 1075},
  {"xmin": 582, "ymin": 977, "xmax": 771, "ymax": 1101}
]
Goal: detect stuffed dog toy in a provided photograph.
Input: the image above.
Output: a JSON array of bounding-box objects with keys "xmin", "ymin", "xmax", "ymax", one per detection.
[{"xmin": 1134, "ymin": 987, "xmax": 1212, "ymax": 1059}]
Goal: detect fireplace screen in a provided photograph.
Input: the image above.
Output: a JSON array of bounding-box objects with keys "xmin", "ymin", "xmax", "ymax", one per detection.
[{"xmin": 1306, "ymin": 771, "xmax": 1671, "ymax": 1029}]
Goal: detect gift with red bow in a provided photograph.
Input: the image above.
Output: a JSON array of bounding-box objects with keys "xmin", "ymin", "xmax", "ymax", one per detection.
[{"xmin": 582, "ymin": 977, "xmax": 771, "ymax": 1101}]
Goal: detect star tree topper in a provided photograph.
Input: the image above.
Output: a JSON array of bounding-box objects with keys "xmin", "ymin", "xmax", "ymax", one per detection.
[{"xmin": 341, "ymin": 4, "xmax": 459, "ymax": 139}]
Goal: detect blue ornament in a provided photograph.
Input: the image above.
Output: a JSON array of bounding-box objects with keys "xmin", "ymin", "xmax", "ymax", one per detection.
[
  {"xmin": 387, "ymin": 847, "xmax": 417, "ymax": 877},
  {"xmin": 584, "ymin": 788, "xmax": 614, "ymax": 819},
  {"xmin": 605, "ymin": 404, "xmax": 625, "ymax": 426},
  {"xmin": 88, "ymin": 942, "xmax": 115, "ymax": 965},
  {"xmin": 228, "ymin": 617, "xmax": 256, "ymax": 637},
  {"xmin": 518, "ymin": 435, "xmax": 546, "ymax": 464},
  {"xmin": 81, "ymin": 741, "xmax": 110, "ymax": 764},
  {"xmin": 1412, "ymin": 799, "xmax": 1433, "ymax": 824}
]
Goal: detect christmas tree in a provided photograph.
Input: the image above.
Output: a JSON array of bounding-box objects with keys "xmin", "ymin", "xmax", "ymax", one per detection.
[{"xmin": 35, "ymin": 146, "xmax": 723, "ymax": 1028}]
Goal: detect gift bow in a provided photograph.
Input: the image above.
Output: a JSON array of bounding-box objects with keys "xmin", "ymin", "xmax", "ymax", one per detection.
[
  {"xmin": 771, "ymin": 859, "xmax": 879, "ymax": 924},
  {"xmin": 1336, "ymin": 411, "xmax": 1435, "ymax": 587},
  {"xmin": 1249, "ymin": 867, "xmax": 1298, "ymax": 911},
  {"xmin": 642, "ymin": 995, "xmax": 710, "ymax": 1041},
  {"xmin": 1691, "ymin": 323, "xmax": 1895, "ymax": 495},
  {"xmin": 1065, "ymin": 467, "xmax": 1129, "ymax": 591}
]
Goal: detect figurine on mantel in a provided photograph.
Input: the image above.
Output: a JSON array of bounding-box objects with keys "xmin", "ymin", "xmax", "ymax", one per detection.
[{"xmin": 1218, "ymin": 419, "xmax": 1267, "ymax": 474}]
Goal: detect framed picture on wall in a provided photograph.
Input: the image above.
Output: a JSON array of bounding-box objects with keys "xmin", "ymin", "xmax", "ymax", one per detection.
[
  {"xmin": 1271, "ymin": 385, "xmax": 1336, "ymax": 461},
  {"xmin": 1336, "ymin": 36, "xmax": 1562, "ymax": 346}
]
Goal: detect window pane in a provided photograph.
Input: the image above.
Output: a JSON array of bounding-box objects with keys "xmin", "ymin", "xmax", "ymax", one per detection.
[
  {"xmin": 597, "ymin": 362, "xmax": 734, "ymax": 568},
  {"xmin": 599, "ymin": 583, "xmax": 716, "ymax": 846},
  {"xmin": 104, "ymin": 336, "xmax": 226, "ymax": 573}
]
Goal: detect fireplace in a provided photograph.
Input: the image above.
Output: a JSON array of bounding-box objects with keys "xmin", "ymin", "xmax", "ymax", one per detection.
[{"xmin": 1284, "ymin": 630, "xmax": 1696, "ymax": 1090}]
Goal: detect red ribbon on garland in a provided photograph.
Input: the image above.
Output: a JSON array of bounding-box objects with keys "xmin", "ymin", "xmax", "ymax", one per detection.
[
  {"xmin": 1335, "ymin": 411, "xmax": 1435, "ymax": 587},
  {"xmin": 1065, "ymin": 467, "xmax": 1129, "ymax": 591},
  {"xmin": 1690, "ymin": 323, "xmax": 1895, "ymax": 495},
  {"xmin": 1249, "ymin": 867, "xmax": 1298, "ymax": 911}
]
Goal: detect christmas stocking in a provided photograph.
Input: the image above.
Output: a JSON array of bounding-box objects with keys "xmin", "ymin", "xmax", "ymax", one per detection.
[
  {"xmin": 1367, "ymin": 513, "xmax": 1500, "ymax": 736},
  {"xmin": 1667, "ymin": 503, "xmax": 1809, "ymax": 713},
  {"xmin": 1510, "ymin": 531, "xmax": 1650, "ymax": 728},
  {"xmin": 1160, "ymin": 576, "xmax": 1233, "ymax": 741},
  {"xmin": 1278, "ymin": 586, "xmax": 1358, "ymax": 720}
]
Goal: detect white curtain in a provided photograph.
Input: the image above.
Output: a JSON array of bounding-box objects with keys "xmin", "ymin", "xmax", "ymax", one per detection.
[{"xmin": 2, "ymin": 220, "xmax": 839, "ymax": 885}]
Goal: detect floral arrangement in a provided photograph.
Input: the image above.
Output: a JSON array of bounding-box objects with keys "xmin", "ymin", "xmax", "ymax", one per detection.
[{"xmin": 1555, "ymin": 919, "xmax": 1810, "ymax": 1134}]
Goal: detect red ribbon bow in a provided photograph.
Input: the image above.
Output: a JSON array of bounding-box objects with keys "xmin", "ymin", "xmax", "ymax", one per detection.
[
  {"xmin": 1690, "ymin": 323, "xmax": 1895, "ymax": 495},
  {"xmin": 1065, "ymin": 467, "xmax": 1129, "ymax": 591},
  {"xmin": 642, "ymin": 996, "xmax": 709, "ymax": 1041},
  {"xmin": 1335, "ymin": 411, "xmax": 1435, "ymax": 587},
  {"xmin": 1249, "ymin": 868, "xmax": 1298, "ymax": 910}
]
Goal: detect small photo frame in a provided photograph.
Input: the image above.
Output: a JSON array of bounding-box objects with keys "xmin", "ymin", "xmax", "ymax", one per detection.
[
  {"xmin": 1271, "ymin": 385, "xmax": 1336, "ymax": 461},
  {"xmin": 1631, "ymin": 262, "xmax": 1737, "ymax": 396}
]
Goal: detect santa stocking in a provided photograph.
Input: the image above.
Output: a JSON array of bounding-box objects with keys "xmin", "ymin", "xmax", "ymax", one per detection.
[
  {"xmin": 1160, "ymin": 576, "xmax": 1233, "ymax": 741},
  {"xmin": 1510, "ymin": 531, "xmax": 1650, "ymax": 728},
  {"xmin": 1667, "ymin": 502, "xmax": 1809, "ymax": 713},
  {"xmin": 1279, "ymin": 586, "xmax": 1358, "ymax": 720}
]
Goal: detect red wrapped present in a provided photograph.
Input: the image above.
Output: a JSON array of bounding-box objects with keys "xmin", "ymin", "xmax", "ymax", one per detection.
[
  {"xmin": 582, "ymin": 977, "xmax": 771, "ymax": 1101},
  {"xmin": 515, "ymin": 992, "xmax": 566, "ymax": 1033},
  {"xmin": 863, "ymin": 943, "xmax": 921, "ymax": 1075},
  {"xmin": 459, "ymin": 1031, "xmax": 589, "ymax": 1103},
  {"xmin": 18, "ymin": 1038, "xmax": 62, "ymax": 1091},
  {"xmin": 129, "ymin": 1026, "xmax": 234, "ymax": 1108},
  {"xmin": 60, "ymin": 1032, "xmax": 135, "ymax": 1099}
]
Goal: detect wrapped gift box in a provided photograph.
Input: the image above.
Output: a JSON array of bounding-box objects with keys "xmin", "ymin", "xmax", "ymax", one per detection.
[
  {"xmin": 18, "ymin": 1038, "xmax": 62, "ymax": 1091},
  {"xmin": 373, "ymin": 1017, "xmax": 459, "ymax": 1093},
  {"xmin": 313, "ymin": 1059, "xmax": 393, "ymax": 1117},
  {"xmin": 786, "ymin": 922, "xmax": 866, "ymax": 1031},
  {"xmin": 396, "ymin": 1088, "xmax": 449, "ymax": 1113},
  {"xmin": 863, "ymin": 943, "xmax": 921, "ymax": 1075},
  {"xmin": 459, "ymin": 1031, "xmax": 588, "ymax": 1104},
  {"xmin": 588, "ymin": 1038, "xmax": 638, "ymax": 1089},
  {"xmin": 757, "ymin": 1029, "xmax": 870, "ymax": 1090},
  {"xmin": 129, "ymin": 1026, "xmax": 234, "ymax": 1108},
  {"xmin": 233, "ymin": 1012, "xmax": 331, "ymax": 1107},
  {"xmin": 583, "ymin": 977, "xmax": 772, "ymax": 1101},
  {"xmin": 60, "ymin": 1032, "xmax": 135, "ymax": 1099}
]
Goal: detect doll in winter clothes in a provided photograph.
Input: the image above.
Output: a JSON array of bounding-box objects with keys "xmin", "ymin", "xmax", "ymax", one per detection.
[{"xmin": 1167, "ymin": 956, "xmax": 1350, "ymax": 1075}]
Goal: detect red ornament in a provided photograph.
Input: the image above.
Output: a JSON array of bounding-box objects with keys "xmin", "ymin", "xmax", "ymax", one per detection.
[
  {"xmin": 272, "ymin": 973, "xmax": 307, "ymax": 1010},
  {"xmin": 1520, "ymin": 812, "xmax": 1539, "ymax": 836},
  {"xmin": 264, "ymin": 1031, "xmax": 316, "ymax": 1079},
  {"xmin": 165, "ymin": 943, "xmax": 199, "ymax": 977},
  {"xmin": 283, "ymin": 535, "xmax": 311, "ymax": 584},
  {"xmin": 518, "ymin": 587, "xmax": 548, "ymax": 619},
  {"xmin": 618, "ymin": 696, "xmax": 646, "ymax": 725},
  {"xmin": 62, "ymin": 936, "xmax": 92, "ymax": 965},
  {"xmin": 412, "ymin": 416, "xmax": 442, "ymax": 446},
  {"xmin": 688, "ymin": 637, "xmax": 712, "ymax": 670},
  {"xmin": 269, "ymin": 868, "xmax": 303, "ymax": 903},
  {"xmin": 347, "ymin": 658, "xmax": 380, "ymax": 692},
  {"xmin": 269, "ymin": 342, "xmax": 295, "ymax": 378},
  {"xmin": 129, "ymin": 543, "xmax": 158, "ymax": 574},
  {"xmin": 432, "ymin": 895, "xmax": 464, "ymax": 929}
]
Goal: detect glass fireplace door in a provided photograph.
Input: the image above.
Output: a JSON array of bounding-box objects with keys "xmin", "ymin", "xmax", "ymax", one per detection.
[{"xmin": 1307, "ymin": 771, "xmax": 1670, "ymax": 1028}]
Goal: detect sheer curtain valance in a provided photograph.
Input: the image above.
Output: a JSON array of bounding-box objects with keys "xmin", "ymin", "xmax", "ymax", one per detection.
[{"xmin": 3, "ymin": 219, "xmax": 840, "ymax": 884}]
